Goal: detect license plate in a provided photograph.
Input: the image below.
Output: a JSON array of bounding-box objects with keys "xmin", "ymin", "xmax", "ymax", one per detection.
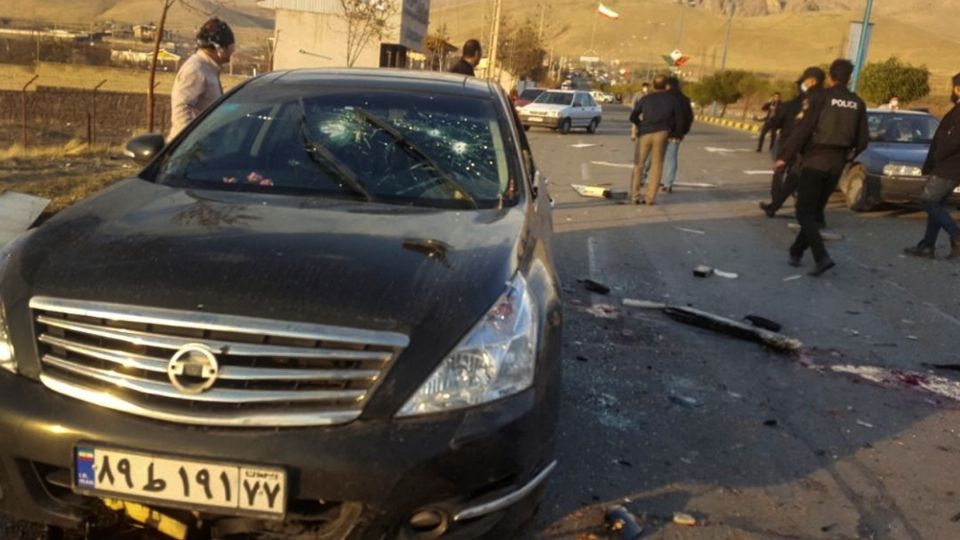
[
  {"xmin": 75, "ymin": 446, "xmax": 286, "ymax": 517},
  {"xmin": 528, "ymin": 117, "xmax": 543, "ymax": 123}
]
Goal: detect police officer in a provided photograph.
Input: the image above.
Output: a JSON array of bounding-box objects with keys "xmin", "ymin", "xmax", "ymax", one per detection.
[
  {"xmin": 760, "ymin": 67, "xmax": 825, "ymax": 218},
  {"xmin": 775, "ymin": 59, "xmax": 869, "ymax": 276}
]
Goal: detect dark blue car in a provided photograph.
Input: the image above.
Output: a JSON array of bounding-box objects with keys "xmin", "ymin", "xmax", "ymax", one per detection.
[{"xmin": 840, "ymin": 109, "xmax": 958, "ymax": 211}]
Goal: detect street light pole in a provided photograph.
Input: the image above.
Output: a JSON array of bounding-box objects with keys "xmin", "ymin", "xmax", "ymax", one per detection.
[
  {"xmin": 719, "ymin": 2, "xmax": 735, "ymax": 71},
  {"xmin": 850, "ymin": 0, "xmax": 874, "ymax": 91},
  {"xmin": 488, "ymin": 0, "xmax": 503, "ymax": 80}
]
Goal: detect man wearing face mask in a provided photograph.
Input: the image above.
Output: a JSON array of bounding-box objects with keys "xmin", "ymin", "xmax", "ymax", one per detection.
[
  {"xmin": 760, "ymin": 67, "xmax": 825, "ymax": 218},
  {"xmin": 170, "ymin": 18, "xmax": 236, "ymax": 139},
  {"xmin": 774, "ymin": 59, "xmax": 869, "ymax": 277},
  {"xmin": 903, "ymin": 73, "xmax": 960, "ymax": 260}
]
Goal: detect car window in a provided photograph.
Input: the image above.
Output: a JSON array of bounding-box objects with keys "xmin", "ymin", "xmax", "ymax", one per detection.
[
  {"xmin": 868, "ymin": 113, "xmax": 940, "ymax": 144},
  {"xmin": 573, "ymin": 94, "xmax": 585, "ymax": 107},
  {"xmin": 536, "ymin": 92, "xmax": 574, "ymax": 106},
  {"xmin": 154, "ymin": 87, "xmax": 520, "ymax": 208},
  {"xmin": 520, "ymin": 89, "xmax": 543, "ymax": 100}
]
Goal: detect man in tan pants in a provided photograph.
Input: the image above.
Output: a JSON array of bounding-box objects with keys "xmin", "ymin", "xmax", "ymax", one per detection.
[{"xmin": 628, "ymin": 75, "xmax": 677, "ymax": 205}]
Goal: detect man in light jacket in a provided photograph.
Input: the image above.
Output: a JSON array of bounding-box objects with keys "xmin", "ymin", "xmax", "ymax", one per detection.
[{"xmin": 169, "ymin": 18, "xmax": 236, "ymax": 139}]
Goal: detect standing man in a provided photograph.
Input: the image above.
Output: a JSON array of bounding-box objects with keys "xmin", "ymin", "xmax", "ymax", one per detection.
[
  {"xmin": 775, "ymin": 59, "xmax": 868, "ymax": 276},
  {"xmin": 170, "ymin": 17, "xmax": 235, "ymax": 139},
  {"xmin": 756, "ymin": 92, "xmax": 782, "ymax": 152},
  {"xmin": 629, "ymin": 75, "xmax": 677, "ymax": 205},
  {"xmin": 661, "ymin": 76, "xmax": 694, "ymax": 193},
  {"xmin": 760, "ymin": 67, "xmax": 826, "ymax": 217},
  {"xmin": 450, "ymin": 39, "xmax": 482, "ymax": 76},
  {"xmin": 630, "ymin": 82, "xmax": 651, "ymax": 142},
  {"xmin": 903, "ymin": 73, "xmax": 960, "ymax": 260}
]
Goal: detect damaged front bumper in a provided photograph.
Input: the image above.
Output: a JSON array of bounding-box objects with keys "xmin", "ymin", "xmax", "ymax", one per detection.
[{"xmin": 0, "ymin": 370, "xmax": 557, "ymax": 539}]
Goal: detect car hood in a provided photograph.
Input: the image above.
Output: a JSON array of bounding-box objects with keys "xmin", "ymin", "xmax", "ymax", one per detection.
[
  {"xmin": 8, "ymin": 180, "xmax": 526, "ymax": 340},
  {"xmin": 863, "ymin": 142, "xmax": 930, "ymax": 167},
  {"xmin": 522, "ymin": 103, "xmax": 569, "ymax": 113}
]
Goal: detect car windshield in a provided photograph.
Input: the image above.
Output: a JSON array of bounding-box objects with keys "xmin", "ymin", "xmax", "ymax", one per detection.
[
  {"xmin": 154, "ymin": 86, "xmax": 519, "ymax": 209},
  {"xmin": 520, "ymin": 89, "xmax": 544, "ymax": 100},
  {"xmin": 868, "ymin": 113, "xmax": 940, "ymax": 144},
  {"xmin": 535, "ymin": 92, "xmax": 574, "ymax": 106}
]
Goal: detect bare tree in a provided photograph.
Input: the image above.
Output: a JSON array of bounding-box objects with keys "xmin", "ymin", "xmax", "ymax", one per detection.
[
  {"xmin": 147, "ymin": 0, "xmax": 177, "ymax": 132},
  {"xmin": 339, "ymin": 0, "xmax": 397, "ymax": 68}
]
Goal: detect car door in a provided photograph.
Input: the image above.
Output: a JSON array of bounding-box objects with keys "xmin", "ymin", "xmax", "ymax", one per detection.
[{"xmin": 572, "ymin": 93, "xmax": 587, "ymax": 126}]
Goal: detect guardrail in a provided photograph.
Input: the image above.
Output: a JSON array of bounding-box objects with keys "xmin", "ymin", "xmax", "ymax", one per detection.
[{"xmin": 695, "ymin": 114, "xmax": 762, "ymax": 134}]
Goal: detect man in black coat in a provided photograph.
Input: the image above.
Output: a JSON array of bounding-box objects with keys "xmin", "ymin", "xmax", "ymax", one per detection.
[
  {"xmin": 760, "ymin": 67, "xmax": 826, "ymax": 218},
  {"xmin": 449, "ymin": 39, "xmax": 482, "ymax": 77},
  {"xmin": 904, "ymin": 72, "xmax": 960, "ymax": 259},
  {"xmin": 660, "ymin": 76, "xmax": 694, "ymax": 193}
]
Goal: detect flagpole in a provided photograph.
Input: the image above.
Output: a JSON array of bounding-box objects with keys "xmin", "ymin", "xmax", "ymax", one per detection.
[{"xmin": 589, "ymin": 10, "xmax": 598, "ymax": 55}]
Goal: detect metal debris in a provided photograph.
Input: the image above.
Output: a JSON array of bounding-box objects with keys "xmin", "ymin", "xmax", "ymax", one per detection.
[
  {"xmin": 673, "ymin": 512, "xmax": 697, "ymax": 526},
  {"xmin": 712, "ymin": 269, "xmax": 740, "ymax": 279},
  {"xmin": 604, "ymin": 506, "xmax": 644, "ymax": 540},
  {"xmin": 622, "ymin": 298, "xmax": 667, "ymax": 309},
  {"xmin": 571, "ymin": 184, "xmax": 628, "ymax": 200},
  {"xmin": 693, "ymin": 265, "xmax": 713, "ymax": 277},
  {"xmin": 580, "ymin": 278, "xmax": 611, "ymax": 295},
  {"xmin": 663, "ymin": 306, "xmax": 803, "ymax": 352}
]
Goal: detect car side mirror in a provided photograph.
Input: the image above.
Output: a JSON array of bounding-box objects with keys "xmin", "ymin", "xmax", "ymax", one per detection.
[{"xmin": 124, "ymin": 133, "xmax": 166, "ymax": 164}]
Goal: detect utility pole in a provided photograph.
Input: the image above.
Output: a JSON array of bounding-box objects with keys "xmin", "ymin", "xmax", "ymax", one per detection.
[
  {"xmin": 719, "ymin": 2, "xmax": 735, "ymax": 71},
  {"xmin": 677, "ymin": 0, "xmax": 686, "ymax": 49},
  {"xmin": 538, "ymin": 2, "xmax": 545, "ymax": 40},
  {"xmin": 851, "ymin": 0, "xmax": 874, "ymax": 91},
  {"xmin": 488, "ymin": 0, "xmax": 503, "ymax": 80}
]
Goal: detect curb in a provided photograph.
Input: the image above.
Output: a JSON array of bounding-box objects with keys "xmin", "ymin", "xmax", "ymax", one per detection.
[{"xmin": 695, "ymin": 115, "xmax": 761, "ymax": 134}]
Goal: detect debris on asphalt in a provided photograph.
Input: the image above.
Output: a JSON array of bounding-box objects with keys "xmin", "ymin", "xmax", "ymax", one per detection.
[
  {"xmin": 693, "ymin": 265, "xmax": 713, "ymax": 277},
  {"xmin": 622, "ymin": 298, "xmax": 667, "ymax": 309},
  {"xmin": 674, "ymin": 182, "xmax": 717, "ymax": 189},
  {"xmin": 604, "ymin": 506, "xmax": 644, "ymax": 540},
  {"xmin": 923, "ymin": 363, "xmax": 960, "ymax": 372},
  {"xmin": 669, "ymin": 394, "xmax": 701, "ymax": 408},
  {"xmin": 571, "ymin": 184, "xmax": 628, "ymax": 200},
  {"xmin": 763, "ymin": 419, "xmax": 779, "ymax": 427},
  {"xmin": 576, "ymin": 355, "xmax": 590, "ymax": 363},
  {"xmin": 856, "ymin": 419, "xmax": 875, "ymax": 429},
  {"xmin": 663, "ymin": 305, "xmax": 803, "ymax": 352},
  {"xmin": 675, "ymin": 226, "xmax": 706, "ymax": 235},
  {"xmin": 615, "ymin": 459, "xmax": 633, "ymax": 468},
  {"xmin": 906, "ymin": 335, "xmax": 919, "ymax": 341},
  {"xmin": 744, "ymin": 315, "xmax": 783, "ymax": 332},
  {"xmin": 585, "ymin": 304, "xmax": 620, "ymax": 319},
  {"xmin": 712, "ymin": 268, "xmax": 740, "ymax": 279},
  {"xmin": 830, "ymin": 364, "xmax": 960, "ymax": 403},
  {"xmin": 580, "ymin": 278, "xmax": 611, "ymax": 295},
  {"xmin": 672, "ymin": 512, "xmax": 697, "ymax": 526},
  {"xmin": 783, "ymin": 274, "xmax": 803, "ymax": 282}
]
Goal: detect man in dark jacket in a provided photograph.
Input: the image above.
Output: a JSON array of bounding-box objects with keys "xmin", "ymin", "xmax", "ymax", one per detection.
[
  {"xmin": 449, "ymin": 39, "xmax": 482, "ymax": 76},
  {"xmin": 660, "ymin": 76, "xmax": 694, "ymax": 193},
  {"xmin": 775, "ymin": 59, "xmax": 869, "ymax": 276},
  {"xmin": 904, "ymin": 72, "xmax": 960, "ymax": 259},
  {"xmin": 756, "ymin": 92, "xmax": 782, "ymax": 152},
  {"xmin": 629, "ymin": 75, "xmax": 678, "ymax": 205},
  {"xmin": 760, "ymin": 67, "xmax": 826, "ymax": 217}
]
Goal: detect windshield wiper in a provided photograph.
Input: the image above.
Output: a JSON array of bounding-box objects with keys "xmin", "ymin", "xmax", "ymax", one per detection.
[
  {"xmin": 298, "ymin": 99, "xmax": 374, "ymax": 202},
  {"xmin": 352, "ymin": 108, "xmax": 479, "ymax": 209}
]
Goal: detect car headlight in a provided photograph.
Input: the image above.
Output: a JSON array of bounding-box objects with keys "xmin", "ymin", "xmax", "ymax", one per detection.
[
  {"xmin": 883, "ymin": 163, "xmax": 923, "ymax": 177},
  {"xmin": 546, "ymin": 111, "xmax": 560, "ymax": 118},
  {"xmin": 398, "ymin": 274, "xmax": 537, "ymax": 416},
  {"xmin": 0, "ymin": 244, "xmax": 14, "ymax": 374}
]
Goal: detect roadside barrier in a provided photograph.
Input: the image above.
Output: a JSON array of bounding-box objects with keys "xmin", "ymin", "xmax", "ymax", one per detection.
[{"xmin": 695, "ymin": 114, "xmax": 761, "ymax": 134}]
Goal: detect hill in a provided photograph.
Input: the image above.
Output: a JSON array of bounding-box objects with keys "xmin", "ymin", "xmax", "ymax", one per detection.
[{"xmin": 431, "ymin": 0, "xmax": 960, "ymax": 88}]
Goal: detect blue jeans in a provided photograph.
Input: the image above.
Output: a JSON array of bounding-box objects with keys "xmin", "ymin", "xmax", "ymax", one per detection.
[
  {"xmin": 662, "ymin": 140, "xmax": 680, "ymax": 188},
  {"xmin": 920, "ymin": 175, "xmax": 960, "ymax": 246}
]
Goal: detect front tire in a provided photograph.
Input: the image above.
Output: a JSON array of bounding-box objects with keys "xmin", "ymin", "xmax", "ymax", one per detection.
[
  {"xmin": 558, "ymin": 118, "xmax": 572, "ymax": 135},
  {"xmin": 844, "ymin": 165, "xmax": 874, "ymax": 212},
  {"xmin": 586, "ymin": 118, "xmax": 599, "ymax": 134}
]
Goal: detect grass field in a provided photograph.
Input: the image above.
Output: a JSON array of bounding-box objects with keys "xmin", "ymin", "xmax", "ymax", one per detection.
[{"xmin": 0, "ymin": 62, "xmax": 248, "ymax": 93}]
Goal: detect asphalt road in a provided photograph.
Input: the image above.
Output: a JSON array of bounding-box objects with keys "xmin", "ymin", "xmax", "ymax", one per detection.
[
  {"xmin": 533, "ymin": 105, "xmax": 960, "ymax": 540},
  {"xmin": 4, "ymin": 106, "xmax": 960, "ymax": 540}
]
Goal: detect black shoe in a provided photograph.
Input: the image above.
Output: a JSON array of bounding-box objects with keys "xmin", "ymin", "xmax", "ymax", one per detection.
[
  {"xmin": 809, "ymin": 258, "xmax": 836, "ymax": 277},
  {"xmin": 788, "ymin": 254, "xmax": 802, "ymax": 267},
  {"xmin": 903, "ymin": 244, "xmax": 936, "ymax": 259},
  {"xmin": 759, "ymin": 202, "xmax": 776, "ymax": 218}
]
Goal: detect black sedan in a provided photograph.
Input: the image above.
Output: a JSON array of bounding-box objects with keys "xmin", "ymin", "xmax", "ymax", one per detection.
[
  {"xmin": 840, "ymin": 109, "xmax": 958, "ymax": 211},
  {"xmin": 0, "ymin": 69, "xmax": 561, "ymax": 539}
]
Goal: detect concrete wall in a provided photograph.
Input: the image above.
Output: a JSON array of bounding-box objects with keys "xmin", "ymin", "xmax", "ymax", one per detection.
[{"xmin": 274, "ymin": 9, "xmax": 384, "ymax": 69}]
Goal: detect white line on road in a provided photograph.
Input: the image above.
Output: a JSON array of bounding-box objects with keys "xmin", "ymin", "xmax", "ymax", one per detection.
[
  {"xmin": 675, "ymin": 227, "xmax": 706, "ymax": 235},
  {"xmin": 705, "ymin": 146, "xmax": 752, "ymax": 154},
  {"xmin": 744, "ymin": 170, "xmax": 774, "ymax": 175},
  {"xmin": 581, "ymin": 163, "xmax": 591, "ymax": 182},
  {"xmin": 673, "ymin": 182, "xmax": 717, "ymax": 189},
  {"xmin": 591, "ymin": 161, "xmax": 634, "ymax": 169},
  {"xmin": 571, "ymin": 143, "xmax": 599, "ymax": 148}
]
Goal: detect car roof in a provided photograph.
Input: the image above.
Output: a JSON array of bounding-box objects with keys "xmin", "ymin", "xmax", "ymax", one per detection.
[
  {"xmin": 866, "ymin": 108, "xmax": 931, "ymax": 116},
  {"xmin": 250, "ymin": 68, "xmax": 498, "ymax": 99}
]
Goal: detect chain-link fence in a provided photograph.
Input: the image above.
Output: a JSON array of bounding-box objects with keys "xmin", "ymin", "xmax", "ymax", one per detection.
[{"xmin": 0, "ymin": 79, "xmax": 172, "ymax": 148}]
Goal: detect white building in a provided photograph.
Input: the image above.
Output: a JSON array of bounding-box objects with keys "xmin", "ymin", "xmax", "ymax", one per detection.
[{"xmin": 258, "ymin": 0, "xmax": 430, "ymax": 70}]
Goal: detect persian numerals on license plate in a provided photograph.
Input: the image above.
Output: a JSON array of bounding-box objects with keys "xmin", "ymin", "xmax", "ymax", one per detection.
[{"xmin": 75, "ymin": 447, "xmax": 286, "ymax": 516}]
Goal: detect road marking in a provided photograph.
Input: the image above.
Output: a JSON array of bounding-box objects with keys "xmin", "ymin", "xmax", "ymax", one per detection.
[
  {"xmin": 744, "ymin": 170, "xmax": 774, "ymax": 175},
  {"xmin": 571, "ymin": 143, "xmax": 599, "ymax": 148},
  {"xmin": 704, "ymin": 146, "xmax": 751, "ymax": 154},
  {"xmin": 587, "ymin": 236, "xmax": 599, "ymax": 280},
  {"xmin": 591, "ymin": 161, "xmax": 634, "ymax": 169},
  {"xmin": 675, "ymin": 227, "xmax": 706, "ymax": 235},
  {"xmin": 581, "ymin": 163, "xmax": 591, "ymax": 182},
  {"xmin": 673, "ymin": 182, "xmax": 717, "ymax": 189}
]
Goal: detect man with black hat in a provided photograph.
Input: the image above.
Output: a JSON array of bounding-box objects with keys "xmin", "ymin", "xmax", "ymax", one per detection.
[
  {"xmin": 170, "ymin": 17, "xmax": 236, "ymax": 138},
  {"xmin": 775, "ymin": 59, "xmax": 869, "ymax": 277},
  {"xmin": 760, "ymin": 66, "xmax": 826, "ymax": 218},
  {"xmin": 903, "ymin": 72, "xmax": 960, "ymax": 260}
]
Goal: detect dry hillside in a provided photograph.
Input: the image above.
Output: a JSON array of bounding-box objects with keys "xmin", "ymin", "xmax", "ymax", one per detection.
[{"xmin": 432, "ymin": 0, "xmax": 960, "ymax": 87}]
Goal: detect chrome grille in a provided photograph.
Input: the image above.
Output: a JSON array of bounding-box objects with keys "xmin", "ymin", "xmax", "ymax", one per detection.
[{"xmin": 31, "ymin": 296, "xmax": 408, "ymax": 427}]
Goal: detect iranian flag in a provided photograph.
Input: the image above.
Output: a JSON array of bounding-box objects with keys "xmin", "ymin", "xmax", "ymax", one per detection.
[{"xmin": 597, "ymin": 2, "xmax": 619, "ymax": 19}]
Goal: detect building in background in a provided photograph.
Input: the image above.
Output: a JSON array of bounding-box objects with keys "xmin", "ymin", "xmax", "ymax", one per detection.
[{"xmin": 258, "ymin": 0, "xmax": 430, "ymax": 70}]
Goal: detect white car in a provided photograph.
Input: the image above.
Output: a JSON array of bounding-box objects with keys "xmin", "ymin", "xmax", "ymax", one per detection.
[
  {"xmin": 518, "ymin": 90, "xmax": 603, "ymax": 134},
  {"xmin": 590, "ymin": 91, "xmax": 615, "ymax": 104}
]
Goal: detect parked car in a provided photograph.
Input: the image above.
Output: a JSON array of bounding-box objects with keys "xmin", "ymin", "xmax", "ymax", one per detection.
[
  {"xmin": 589, "ymin": 91, "xmax": 615, "ymax": 104},
  {"xmin": 518, "ymin": 90, "xmax": 603, "ymax": 134},
  {"xmin": 0, "ymin": 69, "xmax": 562, "ymax": 540},
  {"xmin": 514, "ymin": 87, "xmax": 545, "ymax": 109},
  {"xmin": 840, "ymin": 109, "xmax": 958, "ymax": 211}
]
